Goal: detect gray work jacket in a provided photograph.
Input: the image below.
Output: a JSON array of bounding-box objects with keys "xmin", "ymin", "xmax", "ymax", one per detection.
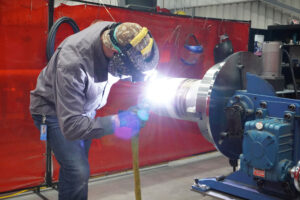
[{"xmin": 30, "ymin": 21, "xmax": 119, "ymax": 140}]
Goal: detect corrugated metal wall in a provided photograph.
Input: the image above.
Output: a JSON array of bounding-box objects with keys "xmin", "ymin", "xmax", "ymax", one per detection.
[
  {"xmin": 55, "ymin": 0, "xmax": 300, "ymax": 29},
  {"xmin": 158, "ymin": 0, "xmax": 300, "ymax": 29}
]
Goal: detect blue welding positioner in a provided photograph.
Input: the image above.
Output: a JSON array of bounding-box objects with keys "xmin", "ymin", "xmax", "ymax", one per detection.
[
  {"xmin": 193, "ymin": 71, "xmax": 300, "ymax": 200},
  {"xmin": 150, "ymin": 51, "xmax": 300, "ymax": 199}
]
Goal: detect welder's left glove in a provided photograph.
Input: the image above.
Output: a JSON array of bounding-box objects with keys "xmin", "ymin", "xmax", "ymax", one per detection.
[
  {"xmin": 128, "ymin": 104, "xmax": 150, "ymax": 128},
  {"xmin": 114, "ymin": 105, "xmax": 150, "ymax": 139}
]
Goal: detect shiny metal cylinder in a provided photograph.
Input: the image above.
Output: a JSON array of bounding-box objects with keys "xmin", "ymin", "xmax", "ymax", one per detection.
[
  {"xmin": 262, "ymin": 41, "xmax": 282, "ymax": 78},
  {"xmin": 147, "ymin": 52, "xmax": 262, "ymax": 159},
  {"xmin": 147, "ymin": 64, "xmax": 222, "ymax": 143},
  {"xmin": 148, "ymin": 78, "xmax": 201, "ymax": 122}
]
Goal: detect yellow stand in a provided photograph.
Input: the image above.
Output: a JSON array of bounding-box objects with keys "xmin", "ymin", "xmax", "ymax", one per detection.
[{"xmin": 131, "ymin": 135, "xmax": 142, "ymax": 200}]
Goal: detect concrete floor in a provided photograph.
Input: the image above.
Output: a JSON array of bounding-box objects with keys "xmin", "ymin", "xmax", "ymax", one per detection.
[{"xmin": 7, "ymin": 152, "xmax": 237, "ymax": 200}]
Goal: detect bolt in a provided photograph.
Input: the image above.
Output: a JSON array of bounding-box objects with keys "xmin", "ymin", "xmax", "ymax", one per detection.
[
  {"xmin": 257, "ymin": 179, "xmax": 265, "ymax": 188},
  {"xmin": 288, "ymin": 104, "xmax": 296, "ymax": 112},
  {"xmin": 256, "ymin": 110, "xmax": 263, "ymax": 117},
  {"xmin": 220, "ymin": 132, "xmax": 228, "ymax": 137},
  {"xmin": 237, "ymin": 64, "xmax": 244, "ymax": 70},
  {"xmin": 218, "ymin": 139, "xmax": 223, "ymax": 145},
  {"xmin": 234, "ymin": 95, "xmax": 240, "ymax": 101},
  {"xmin": 260, "ymin": 101, "xmax": 267, "ymax": 108},
  {"xmin": 284, "ymin": 113, "xmax": 292, "ymax": 120},
  {"xmin": 255, "ymin": 122, "xmax": 264, "ymax": 130},
  {"xmin": 266, "ymin": 162, "xmax": 272, "ymax": 168},
  {"xmin": 198, "ymin": 184, "xmax": 210, "ymax": 191},
  {"xmin": 246, "ymin": 109, "xmax": 254, "ymax": 115}
]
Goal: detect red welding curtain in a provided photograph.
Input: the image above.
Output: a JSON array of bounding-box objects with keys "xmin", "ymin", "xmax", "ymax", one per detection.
[{"xmin": 0, "ymin": 1, "xmax": 250, "ymax": 192}]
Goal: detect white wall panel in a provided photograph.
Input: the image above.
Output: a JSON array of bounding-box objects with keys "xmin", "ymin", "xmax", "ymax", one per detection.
[
  {"xmin": 216, "ymin": 4, "xmax": 224, "ymax": 18},
  {"xmin": 231, "ymin": 3, "xmax": 238, "ymax": 20},
  {"xmin": 211, "ymin": 5, "xmax": 218, "ymax": 18},
  {"xmin": 224, "ymin": 4, "xmax": 231, "ymax": 19},
  {"xmin": 163, "ymin": 0, "xmax": 300, "ymax": 29},
  {"xmin": 110, "ymin": 0, "xmax": 118, "ymax": 5},
  {"xmin": 191, "ymin": 0, "xmax": 198, "ymax": 7},
  {"xmin": 185, "ymin": 8, "xmax": 193, "ymax": 16},
  {"xmin": 185, "ymin": 0, "xmax": 192, "ymax": 8},
  {"xmin": 237, "ymin": 3, "xmax": 244, "ymax": 20},
  {"xmin": 258, "ymin": 2, "xmax": 266, "ymax": 29},
  {"xmin": 243, "ymin": 2, "xmax": 251, "ymax": 21},
  {"xmin": 251, "ymin": 1, "xmax": 258, "ymax": 27},
  {"xmin": 282, "ymin": 12, "xmax": 290, "ymax": 24},
  {"xmin": 162, "ymin": 0, "xmax": 253, "ymax": 9},
  {"xmin": 169, "ymin": 0, "xmax": 175, "ymax": 10},
  {"xmin": 265, "ymin": 5, "xmax": 274, "ymax": 27},
  {"xmin": 157, "ymin": 0, "xmax": 164, "ymax": 7},
  {"xmin": 274, "ymin": 8, "xmax": 282, "ymax": 24}
]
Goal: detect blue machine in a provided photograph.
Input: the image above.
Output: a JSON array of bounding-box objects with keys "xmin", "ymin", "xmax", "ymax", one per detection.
[
  {"xmin": 146, "ymin": 51, "xmax": 300, "ymax": 199},
  {"xmin": 191, "ymin": 53, "xmax": 300, "ymax": 199}
]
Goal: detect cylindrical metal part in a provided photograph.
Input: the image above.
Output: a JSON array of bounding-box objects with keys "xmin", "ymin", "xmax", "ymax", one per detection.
[
  {"xmin": 146, "ymin": 52, "xmax": 262, "ymax": 159},
  {"xmin": 262, "ymin": 41, "xmax": 282, "ymax": 78},
  {"xmin": 147, "ymin": 78, "xmax": 201, "ymax": 122}
]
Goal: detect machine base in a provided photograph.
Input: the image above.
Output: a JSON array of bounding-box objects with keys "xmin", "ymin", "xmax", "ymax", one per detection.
[{"xmin": 192, "ymin": 171, "xmax": 296, "ymax": 200}]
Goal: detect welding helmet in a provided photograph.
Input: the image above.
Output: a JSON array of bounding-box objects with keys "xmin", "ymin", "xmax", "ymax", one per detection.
[
  {"xmin": 105, "ymin": 22, "xmax": 159, "ymax": 82},
  {"xmin": 213, "ymin": 34, "xmax": 233, "ymax": 63},
  {"xmin": 180, "ymin": 33, "xmax": 203, "ymax": 66}
]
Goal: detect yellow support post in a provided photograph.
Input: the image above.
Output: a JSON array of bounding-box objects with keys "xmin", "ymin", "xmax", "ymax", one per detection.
[{"xmin": 131, "ymin": 134, "xmax": 142, "ymax": 200}]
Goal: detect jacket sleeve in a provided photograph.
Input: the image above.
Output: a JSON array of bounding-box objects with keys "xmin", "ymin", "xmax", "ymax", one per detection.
[{"xmin": 55, "ymin": 62, "xmax": 116, "ymax": 141}]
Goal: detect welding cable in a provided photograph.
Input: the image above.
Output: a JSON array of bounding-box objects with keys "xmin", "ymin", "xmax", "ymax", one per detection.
[
  {"xmin": 282, "ymin": 49, "xmax": 298, "ymax": 99},
  {"xmin": 0, "ymin": 186, "xmax": 48, "ymax": 199},
  {"xmin": 0, "ymin": 190, "xmax": 28, "ymax": 199},
  {"xmin": 46, "ymin": 17, "xmax": 80, "ymax": 61}
]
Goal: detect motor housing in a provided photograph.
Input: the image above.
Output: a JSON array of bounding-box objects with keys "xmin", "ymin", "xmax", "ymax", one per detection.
[{"xmin": 240, "ymin": 117, "xmax": 294, "ymax": 182}]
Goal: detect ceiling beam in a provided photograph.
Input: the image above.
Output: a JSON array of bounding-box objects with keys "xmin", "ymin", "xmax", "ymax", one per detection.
[{"xmin": 260, "ymin": 0, "xmax": 300, "ymax": 16}]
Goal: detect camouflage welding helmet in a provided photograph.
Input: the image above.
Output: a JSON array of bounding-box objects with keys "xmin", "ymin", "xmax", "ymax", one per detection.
[{"xmin": 102, "ymin": 22, "xmax": 159, "ymax": 82}]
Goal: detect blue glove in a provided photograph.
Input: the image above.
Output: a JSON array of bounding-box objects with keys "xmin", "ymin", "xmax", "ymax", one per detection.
[
  {"xmin": 114, "ymin": 105, "xmax": 150, "ymax": 139},
  {"xmin": 128, "ymin": 104, "xmax": 150, "ymax": 124}
]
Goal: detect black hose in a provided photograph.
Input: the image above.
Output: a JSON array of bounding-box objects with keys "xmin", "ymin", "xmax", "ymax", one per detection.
[
  {"xmin": 46, "ymin": 17, "xmax": 80, "ymax": 61},
  {"xmin": 282, "ymin": 49, "xmax": 298, "ymax": 99}
]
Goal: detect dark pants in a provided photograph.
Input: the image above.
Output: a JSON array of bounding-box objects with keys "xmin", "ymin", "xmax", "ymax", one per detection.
[{"xmin": 32, "ymin": 115, "xmax": 92, "ymax": 200}]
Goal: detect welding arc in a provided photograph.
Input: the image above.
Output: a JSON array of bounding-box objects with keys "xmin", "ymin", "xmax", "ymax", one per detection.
[{"xmin": 46, "ymin": 17, "xmax": 80, "ymax": 61}]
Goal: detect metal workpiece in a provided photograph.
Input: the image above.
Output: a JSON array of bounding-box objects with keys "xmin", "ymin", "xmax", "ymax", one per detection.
[
  {"xmin": 197, "ymin": 52, "xmax": 262, "ymax": 159},
  {"xmin": 173, "ymin": 78, "xmax": 202, "ymax": 121},
  {"xmin": 147, "ymin": 52, "xmax": 262, "ymax": 159},
  {"xmin": 146, "ymin": 77, "xmax": 201, "ymax": 121}
]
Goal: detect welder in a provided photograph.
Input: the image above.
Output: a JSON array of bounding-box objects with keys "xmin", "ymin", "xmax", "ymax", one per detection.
[{"xmin": 29, "ymin": 21, "xmax": 159, "ymax": 200}]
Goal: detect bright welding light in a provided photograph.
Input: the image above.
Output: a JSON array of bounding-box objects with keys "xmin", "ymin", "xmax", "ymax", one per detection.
[
  {"xmin": 145, "ymin": 76, "xmax": 181, "ymax": 106},
  {"xmin": 143, "ymin": 69, "xmax": 158, "ymax": 82}
]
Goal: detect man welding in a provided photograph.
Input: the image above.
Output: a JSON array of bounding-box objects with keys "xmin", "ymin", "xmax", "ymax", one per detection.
[{"xmin": 30, "ymin": 21, "xmax": 159, "ymax": 200}]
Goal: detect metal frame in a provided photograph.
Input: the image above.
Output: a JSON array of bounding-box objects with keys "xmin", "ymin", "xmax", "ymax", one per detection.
[
  {"xmin": 46, "ymin": 0, "xmax": 54, "ymax": 189},
  {"xmin": 192, "ymin": 171, "xmax": 283, "ymax": 200}
]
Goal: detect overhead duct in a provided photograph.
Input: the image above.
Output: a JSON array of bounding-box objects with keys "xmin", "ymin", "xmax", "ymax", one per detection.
[{"xmin": 118, "ymin": 0, "xmax": 157, "ymax": 11}]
